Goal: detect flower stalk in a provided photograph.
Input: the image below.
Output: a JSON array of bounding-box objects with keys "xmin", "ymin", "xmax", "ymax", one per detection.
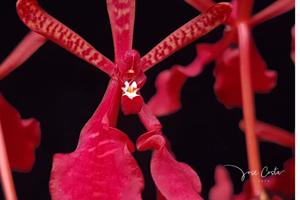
[
  {"xmin": 237, "ymin": 22, "xmax": 264, "ymax": 198},
  {"xmin": 0, "ymin": 121, "xmax": 17, "ymax": 200}
]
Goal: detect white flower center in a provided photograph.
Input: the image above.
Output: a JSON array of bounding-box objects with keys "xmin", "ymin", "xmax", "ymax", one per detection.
[{"xmin": 121, "ymin": 81, "xmax": 139, "ymax": 99}]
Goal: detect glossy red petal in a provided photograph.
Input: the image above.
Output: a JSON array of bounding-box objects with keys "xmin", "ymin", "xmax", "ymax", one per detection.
[
  {"xmin": 214, "ymin": 42, "xmax": 277, "ymax": 108},
  {"xmin": 209, "ymin": 165, "xmax": 233, "ymax": 200},
  {"xmin": 185, "ymin": 0, "xmax": 215, "ymax": 13},
  {"xmin": 107, "ymin": 0, "xmax": 135, "ymax": 63},
  {"xmin": 17, "ymin": 0, "xmax": 115, "ymax": 76},
  {"xmin": 0, "ymin": 95, "xmax": 40, "ymax": 172},
  {"xmin": 50, "ymin": 80, "xmax": 144, "ymax": 200},
  {"xmin": 50, "ymin": 126, "xmax": 143, "ymax": 200},
  {"xmin": 0, "ymin": 31, "xmax": 46, "ymax": 80},
  {"xmin": 239, "ymin": 120, "xmax": 295, "ymax": 149},
  {"xmin": 141, "ymin": 3, "xmax": 232, "ymax": 71},
  {"xmin": 137, "ymin": 132, "xmax": 203, "ymax": 200},
  {"xmin": 250, "ymin": 0, "xmax": 295, "ymax": 27},
  {"xmin": 147, "ymin": 44, "xmax": 212, "ymax": 116}
]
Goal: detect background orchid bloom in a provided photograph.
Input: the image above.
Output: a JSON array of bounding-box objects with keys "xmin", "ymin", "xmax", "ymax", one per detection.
[
  {"xmin": 0, "ymin": 0, "xmax": 294, "ymax": 199},
  {"xmin": 210, "ymin": 122, "xmax": 294, "ymax": 200},
  {"xmin": 148, "ymin": 0, "xmax": 294, "ymax": 115}
]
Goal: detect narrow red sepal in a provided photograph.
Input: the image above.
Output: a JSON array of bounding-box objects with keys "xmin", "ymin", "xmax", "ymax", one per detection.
[
  {"xmin": 0, "ymin": 31, "xmax": 46, "ymax": 80},
  {"xmin": 141, "ymin": 3, "xmax": 232, "ymax": 71},
  {"xmin": 17, "ymin": 0, "xmax": 115, "ymax": 76},
  {"xmin": 107, "ymin": 0, "xmax": 136, "ymax": 63}
]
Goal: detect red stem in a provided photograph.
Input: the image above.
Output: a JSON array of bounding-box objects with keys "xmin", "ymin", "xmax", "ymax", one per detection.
[
  {"xmin": 237, "ymin": 22, "xmax": 264, "ymax": 198},
  {"xmin": 0, "ymin": 121, "xmax": 18, "ymax": 200}
]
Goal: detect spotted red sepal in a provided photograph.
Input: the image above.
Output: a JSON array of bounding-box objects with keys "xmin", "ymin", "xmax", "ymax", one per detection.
[
  {"xmin": 137, "ymin": 131, "xmax": 203, "ymax": 200},
  {"xmin": 141, "ymin": 3, "xmax": 232, "ymax": 71},
  {"xmin": 0, "ymin": 95, "xmax": 40, "ymax": 172},
  {"xmin": 214, "ymin": 43, "xmax": 277, "ymax": 108},
  {"xmin": 17, "ymin": 0, "xmax": 115, "ymax": 76},
  {"xmin": 107, "ymin": 0, "xmax": 136, "ymax": 63},
  {"xmin": 50, "ymin": 80, "xmax": 144, "ymax": 200}
]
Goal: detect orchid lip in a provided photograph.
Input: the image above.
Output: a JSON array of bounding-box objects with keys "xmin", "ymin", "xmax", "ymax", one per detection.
[{"xmin": 121, "ymin": 81, "xmax": 140, "ymax": 99}]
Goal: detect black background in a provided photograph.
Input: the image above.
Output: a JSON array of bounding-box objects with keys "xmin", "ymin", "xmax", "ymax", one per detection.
[{"xmin": 0, "ymin": 0, "xmax": 295, "ymax": 199}]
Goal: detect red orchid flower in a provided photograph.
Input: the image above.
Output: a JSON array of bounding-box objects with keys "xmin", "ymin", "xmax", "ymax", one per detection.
[
  {"xmin": 148, "ymin": 0, "xmax": 294, "ymax": 198},
  {"xmin": 209, "ymin": 121, "xmax": 295, "ymax": 200},
  {"xmin": 10, "ymin": 0, "xmax": 232, "ymax": 199}
]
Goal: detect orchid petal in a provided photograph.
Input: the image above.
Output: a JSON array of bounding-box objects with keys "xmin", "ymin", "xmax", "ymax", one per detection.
[
  {"xmin": 209, "ymin": 165, "xmax": 233, "ymax": 200},
  {"xmin": 0, "ymin": 31, "xmax": 46, "ymax": 80},
  {"xmin": 107, "ymin": 0, "xmax": 135, "ymax": 63},
  {"xmin": 17, "ymin": 0, "xmax": 115, "ymax": 76},
  {"xmin": 50, "ymin": 126, "xmax": 143, "ymax": 200},
  {"xmin": 250, "ymin": 0, "xmax": 295, "ymax": 27},
  {"xmin": 214, "ymin": 41, "xmax": 277, "ymax": 108},
  {"xmin": 239, "ymin": 120, "xmax": 295, "ymax": 149},
  {"xmin": 141, "ymin": 3, "xmax": 232, "ymax": 71},
  {"xmin": 185, "ymin": 0, "xmax": 215, "ymax": 13},
  {"xmin": 147, "ymin": 44, "xmax": 211, "ymax": 116},
  {"xmin": 137, "ymin": 131, "xmax": 203, "ymax": 200},
  {"xmin": 50, "ymin": 80, "xmax": 144, "ymax": 200},
  {"xmin": 0, "ymin": 95, "xmax": 40, "ymax": 172}
]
